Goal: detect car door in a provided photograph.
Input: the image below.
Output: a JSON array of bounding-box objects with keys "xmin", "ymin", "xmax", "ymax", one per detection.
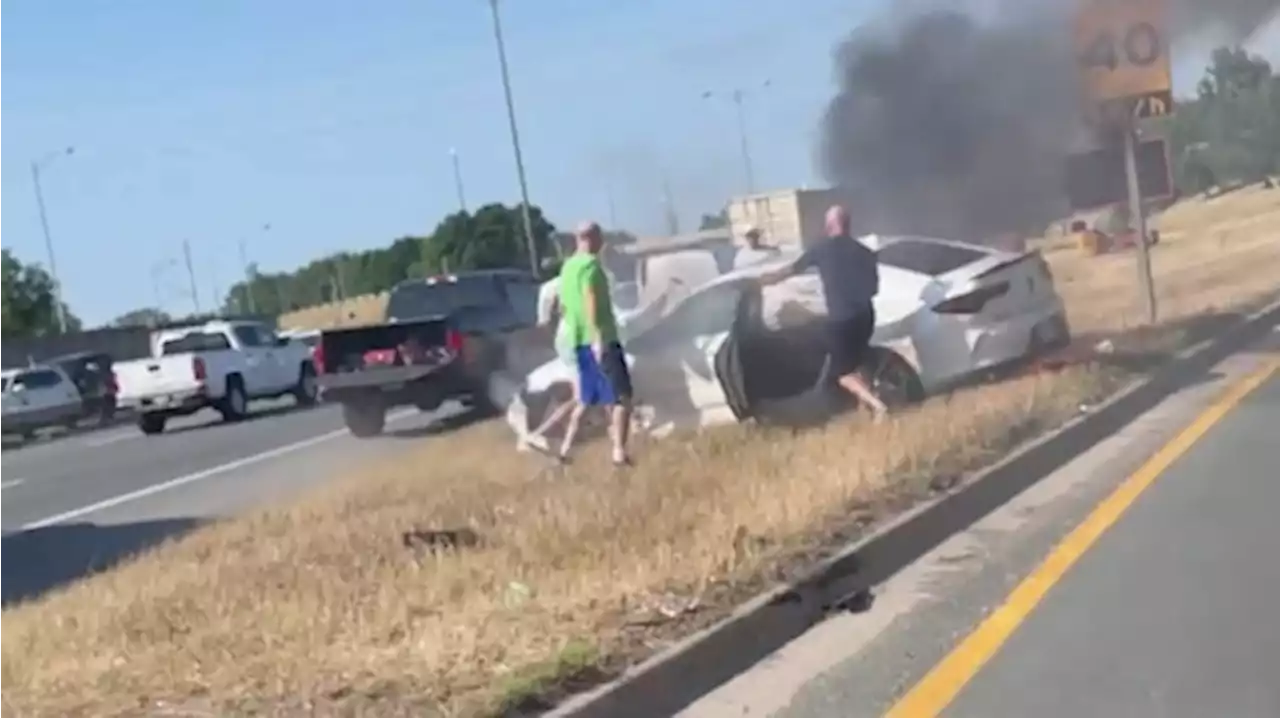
[
  {"xmin": 623, "ymin": 281, "xmax": 745, "ymax": 433},
  {"xmin": 254, "ymin": 324, "xmax": 295, "ymax": 390},
  {"xmin": 230, "ymin": 324, "xmax": 277, "ymax": 395}
]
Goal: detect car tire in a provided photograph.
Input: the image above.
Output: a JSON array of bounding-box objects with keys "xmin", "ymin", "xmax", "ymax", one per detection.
[
  {"xmin": 865, "ymin": 348, "xmax": 926, "ymax": 410},
  {"xmin": 219, "ymin": 377, "xmax": 249, "ymax": 422},
  {"xmin": 1030, "ymin": 314, "xmax": 1071, "ymax": 355},
  {"xmin": 343, "ymin": 402, "xmax": 386, "ymax": 438},
  {"xmin": 293, "ymin": 363, "xmax": 319, "ymax": 407},
  {"xmin": 139, "ymin": 413, "xmax": 167, "ymax": 435}
]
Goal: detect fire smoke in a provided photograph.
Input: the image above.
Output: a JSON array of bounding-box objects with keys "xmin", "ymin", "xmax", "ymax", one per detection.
[{"xmin": 817, "ymin": 0, "xmax": 1279, "ymax": 242}]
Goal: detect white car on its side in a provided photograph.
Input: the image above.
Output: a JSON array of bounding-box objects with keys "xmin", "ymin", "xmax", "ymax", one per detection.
[{"xmin": 501, "ymin": 235, "xmax": 1071, "ymax": 438}]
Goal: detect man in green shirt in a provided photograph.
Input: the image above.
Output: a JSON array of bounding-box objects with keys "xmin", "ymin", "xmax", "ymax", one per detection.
[{"xmin": 556, "ymin": 221, "xmax": 634, "ymax": 466}]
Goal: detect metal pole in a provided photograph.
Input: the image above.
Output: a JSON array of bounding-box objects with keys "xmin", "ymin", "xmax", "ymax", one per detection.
[
  {"xmin": 487, "ymin": 0, "xmax": 539, "ymax": 273},
  {"xmin": 449, "ymin": 148, "xmax": 468, "ymax": 213},
  {"xmin": 237, "ymin": 239, "xmax": 257, "ymax": 315},
  {"xmin": 30, "ymin": 161, "xmax": 68, "ymax": 333},
  {"xmin": 182, "ymin": 239, "xmax": 201, "ymax": 315},
  {"xmin": 606, "ymin": 180, "xmax": 619, "ymax": 229},
  {"xmin": 732, "ymin": 90, "xmax": 756, "ymax": 194},
  {"xmin": 1122, "ymin": 127, "xmax": 1158, "ymax": 324}
]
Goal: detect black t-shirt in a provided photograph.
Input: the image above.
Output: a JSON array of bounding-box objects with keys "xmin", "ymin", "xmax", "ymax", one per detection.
[{"xmin": 794, "ymin": 235, "xmax": 879, "ymax": 321}]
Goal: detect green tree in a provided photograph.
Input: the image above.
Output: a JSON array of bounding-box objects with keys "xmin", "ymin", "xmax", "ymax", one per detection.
[
  {"xmin": 2, "ymin": 249, "xmax": 82, "ymax": 337},
  {"xmin": 424, "ymin": 203, "xmax": 558, "ymax": 275}
]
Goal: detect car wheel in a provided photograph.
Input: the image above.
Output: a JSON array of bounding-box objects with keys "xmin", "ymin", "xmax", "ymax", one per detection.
[
  {"xmin": 293, "ymin": 363, "xmax": 319, "ymax": 407},
  {"xmin": 138, "ymin": 413, "xmax": 167, "ymax": 435},
  {"xmin": 219, "ymin": 377, "xmax": 249, "ymax": 422},
  {"xmin": 1030, "ymin": 314, "xmax": 1071, "ymax": 355},
  {"xmin": 865, "ymin": 348, "xmax": 926, "ymax": 410}
]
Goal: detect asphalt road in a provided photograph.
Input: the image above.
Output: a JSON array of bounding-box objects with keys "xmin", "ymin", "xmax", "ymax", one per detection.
[
  {"xmin": 1, "ymin": 397, "xmax": 479, "ymax": 603},
  {"xmin": 680, "ymin": 327, "xmax": 1280, "ymax": 718}
]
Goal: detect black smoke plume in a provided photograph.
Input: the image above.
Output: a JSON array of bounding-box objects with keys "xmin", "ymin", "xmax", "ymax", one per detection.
[{"xmin": 818, "ymin": 0, "xmax": 1279, "ymax": 242}]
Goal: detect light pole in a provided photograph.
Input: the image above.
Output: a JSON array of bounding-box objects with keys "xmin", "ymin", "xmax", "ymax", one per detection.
[
  {"xmin": 702, "ymin": 81, "xmax": 770, "ymax": 194},
  {"xmin": 486, "ymin": 0, "xmax": 539, "ymax": 274},
  {"xmin": 30, "ymin": 146, "xmax": 75, "ymax": 333},
  {"xmin": 449, "ymin": 147, "xmax": 468, "ymax": 212},
  {"xmin": 150, "ymin": 258, "xmax": 179, "ymax": 312}
]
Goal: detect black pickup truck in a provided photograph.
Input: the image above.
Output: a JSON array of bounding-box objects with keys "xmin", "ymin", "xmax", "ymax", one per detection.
[{"xmin": 315, "ymin": 269, "xmax": 540, "ymax": 437}]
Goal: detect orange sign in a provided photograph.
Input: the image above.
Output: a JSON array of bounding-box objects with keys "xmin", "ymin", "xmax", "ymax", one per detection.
[{"xmin": 1074, "ymin": 0, "xmax": 1172, "ymax": 105}]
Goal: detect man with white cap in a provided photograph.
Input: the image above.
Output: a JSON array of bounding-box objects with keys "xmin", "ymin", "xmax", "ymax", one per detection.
[{"xmin": 733, "ymin": 225, "xmax": 780, "ymax": 270}]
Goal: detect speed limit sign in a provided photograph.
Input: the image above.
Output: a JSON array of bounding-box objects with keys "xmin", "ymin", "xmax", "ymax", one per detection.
[{"xmin": 1074, "ymin": 0, "xmax": 1173, "ymax": 115}]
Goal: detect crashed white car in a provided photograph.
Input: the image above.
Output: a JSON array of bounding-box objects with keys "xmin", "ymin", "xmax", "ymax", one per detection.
[{"xmin": 501, "ymin": 235, "xmax": 1071, "ymax": 438}]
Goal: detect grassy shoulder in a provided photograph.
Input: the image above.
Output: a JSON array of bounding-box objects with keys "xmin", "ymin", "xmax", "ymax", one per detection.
[{"xmin": 3, "ymin": 188, "xmax": 1278, "ymax": 717}]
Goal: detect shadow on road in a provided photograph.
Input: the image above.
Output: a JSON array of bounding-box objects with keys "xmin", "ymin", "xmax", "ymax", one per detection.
[
  {"xmin": 387, "ymin": 406, "xmax": 489, "ymax": 439},
  {"xmin": 2, "ymin": 517, "xmax": 205, "ymax": 606}
]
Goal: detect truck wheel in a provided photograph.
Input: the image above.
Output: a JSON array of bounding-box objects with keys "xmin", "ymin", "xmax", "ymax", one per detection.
[
  {"xmin": 293, "ymin": 363, "xmax": 319, "ymax": 407},
  {"xmin": 138, "ymin": 413, "xmax": 167, "ymax": 436},
  {"xmin": 219, "ymin": 377, "xmax": 249, "ymax": 422},
  {"xmin": 343, "ymin": 403, "xmax": 386, "ymax": 438}
]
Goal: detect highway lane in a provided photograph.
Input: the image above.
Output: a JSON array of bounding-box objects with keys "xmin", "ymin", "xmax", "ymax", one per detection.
[
  {"xmin": 0, "ymin": 398, "xmax": 465, "ymax": 529},
  {"xmin": 679, "ymin": 326, "xmax": 1279, "ymax": 718}
]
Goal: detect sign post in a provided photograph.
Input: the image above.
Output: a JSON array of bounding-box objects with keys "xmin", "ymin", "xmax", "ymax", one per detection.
[{"xmin": 1074, "ymin": 0, "xmax": 1173, "ymax": 325}]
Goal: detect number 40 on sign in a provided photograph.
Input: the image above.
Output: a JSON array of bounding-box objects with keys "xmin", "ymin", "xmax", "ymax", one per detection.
[{"xmin": 1074, "ymin": 0, "xmax": 1173, "ymax": 111}]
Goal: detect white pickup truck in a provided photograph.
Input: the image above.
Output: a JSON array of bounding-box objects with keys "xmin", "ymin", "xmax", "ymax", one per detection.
[{"xmin": 114, "ymin": 320, "xmax": 318, "ymax": 435}]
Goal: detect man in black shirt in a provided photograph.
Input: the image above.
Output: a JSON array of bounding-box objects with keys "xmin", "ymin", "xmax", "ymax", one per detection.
[{"xmin": 758, "ymin": 205, "xmax": 889, "ymax": 419}]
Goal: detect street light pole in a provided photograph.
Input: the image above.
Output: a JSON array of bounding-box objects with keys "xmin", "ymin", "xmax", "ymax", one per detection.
[
  {"xmin": 487, "ymin": 0, "xmax": 539, "ymax": 274},
  {"xmin": 703, "ymin": 81, "xmax": 769, "ymax": 195},
  {"xmin": 449, "ymin": 147, "xmax": 468, "ymax": 213},
  {"xmin": 30, "ymin": 147, "xmax": 75, "ymax": 333}
]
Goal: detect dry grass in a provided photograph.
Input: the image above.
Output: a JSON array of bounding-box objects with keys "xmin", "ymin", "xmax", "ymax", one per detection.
[{"xmin": 3, "ymin": 186, "xmax": 1278, "ymax": 717}]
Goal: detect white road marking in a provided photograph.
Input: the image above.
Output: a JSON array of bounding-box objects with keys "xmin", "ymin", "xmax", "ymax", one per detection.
[
  {"xmin": 20, "ymin": 407, "xmax": 418, "ymax": 530},
  {"xmin": 2, "ymin": 478, "xmax": 27, "ymax": 491}
]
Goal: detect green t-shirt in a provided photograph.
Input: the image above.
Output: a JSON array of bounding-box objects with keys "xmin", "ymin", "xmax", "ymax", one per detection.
[{"xmin": 558, "ymin": 252, "xmax": 619, "ymax": 347}]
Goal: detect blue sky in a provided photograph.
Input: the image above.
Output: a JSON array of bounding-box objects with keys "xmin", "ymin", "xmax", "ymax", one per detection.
[{"xmin": 3, "ymin": 1, "xmax": 1275, "ymax": 325}]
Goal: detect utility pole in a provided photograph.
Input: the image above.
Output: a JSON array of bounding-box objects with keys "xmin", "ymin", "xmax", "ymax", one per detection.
[
  {"xmin": 487, "ymin": 0, "xmax": 539, "ymax": 274},
  {"xmin": 237, "ymin": 239, "xmax": 257, "ymax": 315},
  {"xmin": 1123, "ymin": 126, "xmax": 1158, "ymax": 323},
  {"xmin": 661, "ymin": 177, "xmax": 680, "ymax": 235},
  {"xmin": 449, "ymin": 147, "xmax": 468, "ymax": 213},
  {"xmin": 30, "ymin": 147, "xmax": 75, "ymax": 333},
  {"xmin": 182, "ymin": 239, "xmax": 201, "ymax": 315},
  {"xmin": 703, "ymin": 81, "xmax": 769, "ymax": 195}
]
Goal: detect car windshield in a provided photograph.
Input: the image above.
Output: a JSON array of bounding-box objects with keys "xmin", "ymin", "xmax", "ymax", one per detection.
[
  {"xmin": 161, "ymin": 332, "xmax": 232, "ymax": 355},
  {"xmin": 875, "ymin": 239, "xmax": 987, "ymax": 277},
  {"xmin": 386, "ymin": 276, "xmax": 509, "ymax": 322}
]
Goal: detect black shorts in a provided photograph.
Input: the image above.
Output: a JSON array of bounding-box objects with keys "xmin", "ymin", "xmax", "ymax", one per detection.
[{"xmin": 824, "ymin": 306, "xmax": 875, "ymax": 377}]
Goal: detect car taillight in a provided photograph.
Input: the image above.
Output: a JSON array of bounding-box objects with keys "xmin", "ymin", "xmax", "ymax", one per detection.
[
  {"xmin": 192, "ymin": 357, "xmax": 207, "ymax": 381},
  {"xmin": 933, "ymin": 281, "xmax": 1010, "ymax": 314},
  {"xmin": 445, "ymin": 328, "xmax": 464, "ymax": 354}
]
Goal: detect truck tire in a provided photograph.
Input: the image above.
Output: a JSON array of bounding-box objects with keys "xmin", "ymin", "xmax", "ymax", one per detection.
[
  {"xmin": 293, "ymin": 363, "xmax": 319, "ymax": 407},
  {"xmin": 139, "ymin": 413, "xmax": 167, "ymax": 435},
  {"xmin": 218, "ymin": 376, "xmax": 249, "ymax": 422},
  {"xmin": 343, "ymin": 402, "xmax": 386, "ymax": 438}
]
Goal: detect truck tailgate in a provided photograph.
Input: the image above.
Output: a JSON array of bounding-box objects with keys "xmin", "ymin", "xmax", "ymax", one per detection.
[{"xmin": 115, "ymin": 356, "xmax": 201, "ymax": 400}]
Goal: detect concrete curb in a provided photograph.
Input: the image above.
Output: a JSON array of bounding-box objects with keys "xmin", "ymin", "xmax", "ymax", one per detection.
[{"xmin": 548, "ymin": 296, "xmax": 1280, "ymax": 718}]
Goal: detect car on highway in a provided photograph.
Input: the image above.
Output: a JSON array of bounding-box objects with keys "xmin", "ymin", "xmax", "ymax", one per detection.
[
  {"xmin": 316, "ymin": 270, "xmax": 541, "ymax": 437},
  {"xmin": 2, "ymin": 364, "xmax": 86, "ymax": 440},
  {"xmin": 47, "ymin": 350, "xmax": 119, "ymax": 425},
  {"xmin": 114, "ymin": 320, "xmax": 318, "ymax": 435},
  {"xmin": 502, "ymin": 235, "xmax": 1071, "ymax": 438}
]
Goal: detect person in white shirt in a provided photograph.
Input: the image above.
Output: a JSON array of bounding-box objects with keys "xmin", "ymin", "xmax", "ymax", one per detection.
[
  {"xmin": 522, "ymin": 269, "xmax": 579, "ymax": 457},
  {"xmin": 733, "ymin": 226, "xmax": 781, "ymax": 269}
]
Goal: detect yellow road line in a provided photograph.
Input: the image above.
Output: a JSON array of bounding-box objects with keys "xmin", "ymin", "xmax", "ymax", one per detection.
[{"xmin": 884, "ymin": 358, "xmax": 1280, "ymax": 718}]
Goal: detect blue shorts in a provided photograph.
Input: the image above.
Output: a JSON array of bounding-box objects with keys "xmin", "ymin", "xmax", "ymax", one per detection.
[{"xmin": 573, "ymin": 343, "xmax": 633, "ymax": 406}]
